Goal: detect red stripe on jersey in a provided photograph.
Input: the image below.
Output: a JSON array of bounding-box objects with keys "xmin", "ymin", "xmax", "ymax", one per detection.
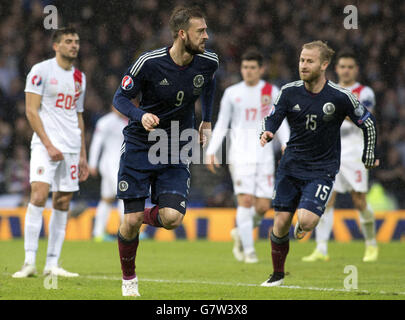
[
  {"xmin": 73, "ymin": 69, "xmax": 83, "ymax": 108},
  {"xmin": 352, "ymin": 85, "xmax": 365, "ymax": 99},
  {"xmin": 261, "ymin": 82, "xmax": 273, "ymax": 119}
]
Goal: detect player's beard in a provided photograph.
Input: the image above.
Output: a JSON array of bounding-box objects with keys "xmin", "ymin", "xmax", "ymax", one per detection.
[
  {"xmin": 60, "ymin": 50, "xmax": 77, "ymax": 63},
  {"xmin": 184, "ymin": 34, "xmax": 204, "ymax": 55},
  {"xmin": 301, "ymin": 67, "xmax": 321, "ymax": 83}
]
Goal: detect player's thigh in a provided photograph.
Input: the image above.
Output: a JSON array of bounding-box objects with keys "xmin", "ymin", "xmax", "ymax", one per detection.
[
  {"xmin": 350, "ymin": 191, "xmax": 367, "ymax": 211},
  {"xmin": 154, "ymin": 165, "xmax": 190, "ymax": 215},
  {"xmin": 298, "ymin": 178, "xmax": 334, "ymax": 218},
  {"xmin": 116, "ymin": 149, "xmax": 151, "ymax": 201},
  {"xmin": 254, "ymin": 197, "xmax": 271, "ymax": 215},
  {"xmin": 326, "ymin": 190, "xmax": 337, "ymax": 208},
  {"xmin": 254, "ymin": 162, "xmax": 274, "ymax": 211},
  {"xmin": 51, "ymin": 153, "xmax": 80, "ymax": 193},
  {"xmin": 229, "ymin": 164, "xmax": 256, "ymax": 197},
  {"xmin": 100, "ymin": 171, "xmax": 117, "ymax": 199},
  {"xmin": 272, "ymin": 172, "xmax": 301, "ymax": 214},
  {"xmin": 336, "ymin": 161, "xmax": 368, "ymax": 194},
  {"xmin": 30, "ymin": 144, "xmax": 58, "ymax": 188}
]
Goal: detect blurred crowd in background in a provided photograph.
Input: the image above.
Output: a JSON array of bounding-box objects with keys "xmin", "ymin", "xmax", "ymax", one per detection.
[{"xmin": 0, "ymin": 0, "xmax": 404, "ymax": 208}]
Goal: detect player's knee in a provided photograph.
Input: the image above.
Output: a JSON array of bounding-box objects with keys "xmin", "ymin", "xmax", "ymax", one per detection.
[
  {"xmin": 30, "ymin": 194, "xmax": 47, "ymax": 207},
  {"xmin": 273, "ymin": 212, "xmax": 293, "ymax": 235},
  {"xmin": 255, "ymin": 203, "xmax": 270, "ymax": 215},
  {"xmin": 352, "ymin": 193, "xmax": 366, "ymax": 211},
  {"xmin": 30, "ymin": 183, "xmax": 49, "ymax": 207},
  {"xmin": 53, "ymin": 193, "xmax": 73, "ymax": 211},
  {"xmin": 124, "ymin": 212, "xmax": 143, "ymax": 230},
  {"xmin": 299, "ymin": 216, "xmax": 319, "ymax": 232},
  {"xmin": 159, "ymin": 209, "xmax": 183, "ymax": 230},
  {"xmin": 238, "ymin": 194, "xmax": 254, "ymax": 208}
]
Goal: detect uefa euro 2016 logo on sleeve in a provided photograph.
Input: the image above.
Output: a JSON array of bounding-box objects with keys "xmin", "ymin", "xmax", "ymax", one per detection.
[
  {"xmin": 31, "ymin": 75, "xmax": 42, "ymax": 86},
  {"xmin": 121, "ymin": 76, "xmax": 134, "ymax": 91}
]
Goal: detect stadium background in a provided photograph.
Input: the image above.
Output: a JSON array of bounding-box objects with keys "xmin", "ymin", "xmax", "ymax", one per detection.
[{"xmin": 0, "ymin": 0, "xmax": 404, "ymax": 241}]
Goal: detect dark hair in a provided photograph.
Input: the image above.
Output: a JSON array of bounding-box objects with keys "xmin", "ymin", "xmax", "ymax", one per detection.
[
  {"xmin": 52, "ymin": 27, "xmax": 78, "ymax": 43},
  {"xmin": 169, "ymin": 6, "xmax": 205, "ymax": 39},
  {"xmin": 241, "ymin": 49, "xmax": 264, "ymax": 66},
  {"xmin": 336, "ymin": 50, "xmax": 358, "ymax": 65}
]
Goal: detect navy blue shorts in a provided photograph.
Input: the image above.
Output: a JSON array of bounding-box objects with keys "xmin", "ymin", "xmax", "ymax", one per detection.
[
  {"xmin": 272, "ymin": 172, "xmax": 334, "ymax": 216},
  {"xmin": 117, "ymin": 142, "xmax": 190, "ymax": 205}
]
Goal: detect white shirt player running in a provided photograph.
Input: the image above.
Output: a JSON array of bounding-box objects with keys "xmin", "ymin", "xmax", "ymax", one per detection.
[
  {"xmin": 25, "ymin": 57, "xmax": 86, "ymax": 153},
  {"xmin": 89, "ymin": 111, "xmax": 128, "ymax": 198},
  {"xmin": 207, "ymin": 80, "xmax": 289, "ymax": 165},
  {"xmin": 335, "ymin": 82, "xmax": 376, "ymax": 193},
  {"xmin": 207, "ymin": 80, "xmax": 290, "ymax": 197}
]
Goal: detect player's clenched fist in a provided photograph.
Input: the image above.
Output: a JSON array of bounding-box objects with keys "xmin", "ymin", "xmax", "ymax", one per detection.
[
  {"xmin": 365, "ymin": 158, "xmax": 380, "ymax": 170},
  {"xmin": 141, "ymin": 113, "xmax": 160, "ymax": 132},
  {"xmin": 260, "ymin": 131, "xmax": 274, "ymax": 147},
  {"xmin": 46, "ymin": 144, "xmax": 64, "ymax": 161}
]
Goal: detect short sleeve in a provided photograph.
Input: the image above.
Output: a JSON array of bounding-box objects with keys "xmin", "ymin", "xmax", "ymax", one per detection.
[
  {"xmin": 25, "ymin": 63, "xmax": 47, "ymax": 96},
  {"xmin": 360, "ymin": 86, "xmax": 376, "ymax": 112}
]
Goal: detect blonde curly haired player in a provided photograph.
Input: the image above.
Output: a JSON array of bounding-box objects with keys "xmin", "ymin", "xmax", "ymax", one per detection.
[{"xmin": 302, "ymin": 50, "xmax": 378, "ymax": 263}]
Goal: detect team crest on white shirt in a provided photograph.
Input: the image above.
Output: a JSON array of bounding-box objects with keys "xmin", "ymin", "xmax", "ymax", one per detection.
[
  {"xmin": 75, "ymin": 80, "xmax": 82, "ymax": 93},
  {"xmin": 261, "ymin": 94, "xmax": 272, "ymax": 106}
]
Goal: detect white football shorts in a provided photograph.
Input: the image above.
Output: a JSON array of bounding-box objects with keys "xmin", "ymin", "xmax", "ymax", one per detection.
[
  {"xmin": 100, "ymin": 170, "xmax": 118, "ymax": 199},
  {"xmin": 30, "ymin": 144, "xmax": 80, "ymax": 192},
  {"xmin": 229, "ymin": 162, "xmax": 275, "ymax": 199},
  {"xmin": 334, "ymin": 158, "xmax": 368, "ymax": 193}
]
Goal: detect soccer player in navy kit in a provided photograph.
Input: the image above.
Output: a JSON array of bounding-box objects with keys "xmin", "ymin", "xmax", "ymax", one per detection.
[
  {"xmin": 260, "ymin": 41, "xmax": 379, "ymax": 287},
  {"xmin": 112, "ymin": 6, "xmax": 218, "ymax": 296}
]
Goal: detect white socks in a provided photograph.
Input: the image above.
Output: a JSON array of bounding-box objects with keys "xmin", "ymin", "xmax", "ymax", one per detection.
[
  {"xmin": 315, "ymin": 203, "xmax": 377, "ymax": 254},
  {"xmin": 24, "ymin": 203, "xmax": 44, "ymax": 265},
  {"xmin": 93, "ymin": 200, "xmax": 113, "ymax": 237},
  {"xmin": 45, "ymin": 209, "xmax": 68, "ymax": 268},
  {"xmin": 360, "ymin": 204, "xmax": 377, "ymax": 247},
  {"xmin": 236, "ymin": 206, "xmax": 255, "ymax": 255},
  {"xmin": 315, "ymin": 206, "xmax": 334, "ymax": 255}
]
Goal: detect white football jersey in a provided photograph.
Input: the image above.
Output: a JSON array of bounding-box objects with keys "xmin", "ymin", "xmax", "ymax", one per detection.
[
  {"xmin": 207, "ymin": 80, "xmax": 290, "ymax": 164},
  {"xmin": 25, "ymin": 57, "xmax": 86, "ymax": 153},
  {"xmin": 340, "ymin": 82, "xmax": 375, "ymax": 158},
  {"xmin": 88, "ymin": 112, "xmax": 128, "ymax": 175}
]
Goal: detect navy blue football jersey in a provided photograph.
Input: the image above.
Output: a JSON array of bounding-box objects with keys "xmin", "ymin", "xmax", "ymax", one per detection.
[
  {"xmin": 263, "ymin": 80, "xmax": 377, "ymax": 179},
  {"xmin": 113, "ymin": 47, "xmax": 218, "ymax": 149}
]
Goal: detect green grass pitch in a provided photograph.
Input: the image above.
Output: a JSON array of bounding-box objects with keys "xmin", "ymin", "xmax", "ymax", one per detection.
[{"xmin": 1, "ymin": 239, "xmax": 404, "ymax": 300}]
